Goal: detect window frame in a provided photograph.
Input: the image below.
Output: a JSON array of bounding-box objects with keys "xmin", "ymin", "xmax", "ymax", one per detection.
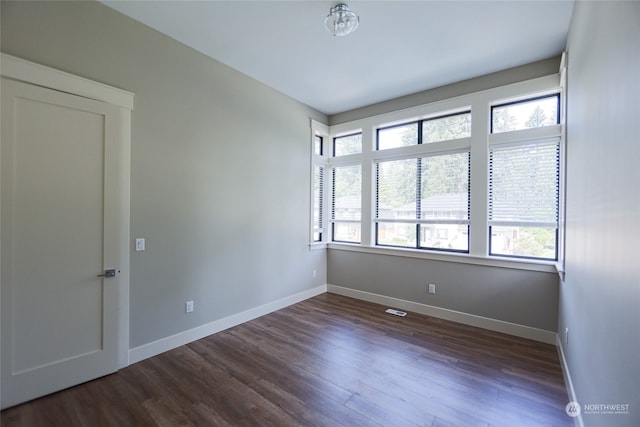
[
  {"xmin": 310, "ymin": 74, "xmax": 564, "ymax": 273},
  {"xmin": 333, "ymin": 131, "xmax": 363, "ymax": 157},
  {"xmin": 373, "ymin": 111, "xmax": 472, "ymax": 253},
  {"xmin": 312, "ymin": 162, "xmax": 324, "ymax": 243},
  {"xmin": 374, "ymin": 149, "xmax": 471, "ymax": 253},
  {"xmin": 490, "ymin": 93, "xmax": 560, "ymax": 134},
  {"xmin": 310, "ymin": 120, "xmax": 329, "ymax": 248},
  {"xmin": 331, "ymin": 163, "xmax": 362, "ymax": 244},
  {"xmin": 488, "ymin": 137, "xmax": 561, "ymax": 260},
  {"xmin": 488, "ymin": 93, "xmax": 562, "ymax": 261},
  {"xmin": 327, "ymin": 130, "xmax": 364, "ymax": 244}
]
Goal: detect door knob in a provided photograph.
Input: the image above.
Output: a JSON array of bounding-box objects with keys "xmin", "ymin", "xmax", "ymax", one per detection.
[{"xmin": 97, "ymin": 269, "xmax": 116, "ymax": 278}]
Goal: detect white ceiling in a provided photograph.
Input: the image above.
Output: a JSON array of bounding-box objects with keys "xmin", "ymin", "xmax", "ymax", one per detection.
[{"xmin": 102, "ymin": 1, "xmax": 575, "ymax": 115}]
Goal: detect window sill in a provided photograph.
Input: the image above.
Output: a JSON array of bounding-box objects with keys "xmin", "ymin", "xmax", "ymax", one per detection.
[
  {"xmin": 555, "ymin": 262, "xmax": 565, "ymax": 281},
  {"xmin": 309, "ymin": 242, "xmax": 328, "ymax": 251},
  {"xmin": 327, "ymin": 242, "xmax": 557, "ymax": 273}
]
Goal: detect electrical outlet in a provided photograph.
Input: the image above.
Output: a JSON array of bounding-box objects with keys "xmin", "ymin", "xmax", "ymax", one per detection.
[
  {"xmin": 135, "ymin": 238, "xmax": 145, "ymax": 252},
  {"xmin": 428, "ymin": 284, "xmax": 436, "ymax": 294},
  {"xmin": 313, "ymin": 269, "xmax": 317, "ymax": 278},
  {"xmin": 185, "ymin": 300, "xmax": 194, "ymax": 313},
  {"xmin": 565, "ymin": 327, "xmax": 569, "ymax": 346}
]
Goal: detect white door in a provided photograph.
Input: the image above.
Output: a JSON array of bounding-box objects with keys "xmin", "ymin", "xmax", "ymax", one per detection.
[{"xmin": 1, "ymin": 77, "xmax": 127, "ymax": 409}]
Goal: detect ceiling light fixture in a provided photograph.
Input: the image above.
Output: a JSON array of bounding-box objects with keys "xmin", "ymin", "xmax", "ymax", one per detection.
[{"xmin": 324, "ymin": 3, "xmax": 359, "ymax": 37}]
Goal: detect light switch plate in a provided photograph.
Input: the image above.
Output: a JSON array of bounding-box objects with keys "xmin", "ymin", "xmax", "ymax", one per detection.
[{"xmin": 135, "ymin": 238, "xmax": 145, "ymax": 252}]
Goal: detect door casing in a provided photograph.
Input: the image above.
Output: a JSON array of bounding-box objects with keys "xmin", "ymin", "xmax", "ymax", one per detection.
[{"xmin": 0, "ymin": 53, "xmax": 133, "ymax": 409}]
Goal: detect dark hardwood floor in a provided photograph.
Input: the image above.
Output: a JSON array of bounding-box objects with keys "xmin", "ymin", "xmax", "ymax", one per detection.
[{"xmin": 1, "ymin": 293, "xmax": 572, "ymax": 426}]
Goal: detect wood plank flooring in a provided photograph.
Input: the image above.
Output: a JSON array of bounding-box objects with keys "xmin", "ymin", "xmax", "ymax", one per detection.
[{"xmin": 1, "ymin": 293, "xmax": 573, "ymax": 426}]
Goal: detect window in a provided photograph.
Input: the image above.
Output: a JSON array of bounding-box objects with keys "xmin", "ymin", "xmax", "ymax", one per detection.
[
  {"xmin": 311, "ymin": 128, "xmax": 327, "ymax": 245},
  {"xmin": 329, "ymin": 131, "xmax": 363, "ymax": 243},
  {"xmin": 312, "ymin": 164, "xmax": 324, "ymax": 242},
  {"xmin": 377, "ymin": 112, "xmax": 471, "ymax": 150},
  {"xmin": 374, "ymin": 113, "xmax": 471, "ymax": 252},
  {"xmin": 378, "ymin": 122, "xmax": 418, "ymax": 150},
  {"xmin": 491, "ymin": 94, "xmax": 559, "ymax": 133},
  {"xmin": 423, "ymin": 111, "xmax": 472, "ymax": 143},
  {"xmin": 489, "ymin": 95, "xmax": 561, "ymax": 260},
  {"xmin": 314, "ymin": 134, "xmax": 323, "ymax": 156},
  {"xmin": 334, "ymin": 133, "xmax": 362, "ymax": 156},
  {"xmin": 311, "ymin": 75, "xmax": 563, "ymax": 266},
  {"xmin": 376, "ymin": 158, "xmax": 417, "ymax": 246},
  {"xmin": 332, "ymin": 164, "xmax": 361, "ymax": 243},
  {"xmin": 376, "ymin": 152, "xmax": 470, "ymax": 251}
]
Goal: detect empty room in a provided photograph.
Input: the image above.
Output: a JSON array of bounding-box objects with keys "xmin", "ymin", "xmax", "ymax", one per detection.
[{"xmin": 1, "ymin": 1, "xmax": 638, "ymax": 426}]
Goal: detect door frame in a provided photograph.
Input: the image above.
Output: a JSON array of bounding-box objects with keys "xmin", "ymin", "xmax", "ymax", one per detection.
[{"xmin": 0, "ymin": 53, "xmax": 133, "ymax": 370}]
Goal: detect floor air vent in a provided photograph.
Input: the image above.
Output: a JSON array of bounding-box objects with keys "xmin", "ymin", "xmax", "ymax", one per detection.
[{"xmin": 385, "ymin": 308, "xmax": 407, "ymax": 317}]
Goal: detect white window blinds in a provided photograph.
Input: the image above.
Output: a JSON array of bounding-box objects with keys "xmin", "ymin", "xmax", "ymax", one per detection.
[
  {"xmin": 332, "ymin": 164, "xmax": 362, "ymax": 243},
  {"xmin": 489, "ymin": 138, "xmax": 560, "ymax": 228},
  {"xmin": 375, "ymin": 151, "xmax": 470, "ymax": 251},
  {"xmin": 312, "ymin": 165, "xmax": 324, "ymax": 242}
]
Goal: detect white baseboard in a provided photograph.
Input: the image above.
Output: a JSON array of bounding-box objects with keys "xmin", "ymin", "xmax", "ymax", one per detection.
[
  {"xmin": 128, "ymin": 285, "xmax": 327, "ymax": 364},
  {"xmin": 327, "ymin": 284, "xmax": 557, "ymax": 345},
  {"xmin": 557, "ymin": 335, "xmax": 584, "ymax": 427}
]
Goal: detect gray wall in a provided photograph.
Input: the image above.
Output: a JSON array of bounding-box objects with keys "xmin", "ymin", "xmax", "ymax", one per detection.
[
  {"xmin": 560, "ymin": 2, "xmax": 640, "ymax": 426},
  {"xmin": 6, "ymin": 7, "xmax": 639, "ymax": 421},
  {"xmin": 1, "ymin": 1, "xmax": 327, "ymax": 348},
  {"xmin": 328, "ymin": 250, "xmax": 559, "ymax": 331},
  {"xmin": 327, "ymin": 59, "xmax": 563, "ymax": 333}
]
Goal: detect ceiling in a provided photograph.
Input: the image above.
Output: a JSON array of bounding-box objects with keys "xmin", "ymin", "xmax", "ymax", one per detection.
[{"xmin": 101, "ymin": 1, "xmax": 575, "ymax": 115}]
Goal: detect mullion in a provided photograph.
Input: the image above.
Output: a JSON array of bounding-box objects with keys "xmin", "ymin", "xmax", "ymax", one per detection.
[{"xmin": 415, "ymin": 121, "xmax": 423, "ymax": 248}]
